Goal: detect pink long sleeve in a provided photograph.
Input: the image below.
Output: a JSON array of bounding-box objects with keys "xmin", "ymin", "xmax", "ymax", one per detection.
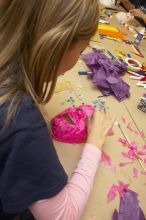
[{"xmin": 29, "ymin": 143, "xmax": 101, "ymax": 220}]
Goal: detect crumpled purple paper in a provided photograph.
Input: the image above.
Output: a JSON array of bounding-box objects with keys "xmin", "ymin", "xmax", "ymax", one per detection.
[
  {"xmin": 82, "ymin": 49, "xmax": 130, "ymax": 101},
  {"xmin": 112, "ymin": 189, "xmax": 146, "ymax": 220}
]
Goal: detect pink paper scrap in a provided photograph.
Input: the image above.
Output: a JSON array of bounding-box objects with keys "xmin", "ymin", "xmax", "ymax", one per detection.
[
  {"xmin": 142, "ymin": 144, "xmax": 146, "ymax": 150},
  {"xmin": 121, "ymin": 117, "xmax": 126, "ymax": 124},
  {"xmin": 101, "ymin": 151, "xmax": 116, "ymax": 173},
  {"xmin": 127, "ymin": 123, "xmax": 134, "ymax": 132},
  {"xmin": 133, "ymin": 167, "xmax": 138, "ymax": 178},
  {"xmin": 118, "ymin": 138, "xmax": 129, "ymax": 146},
  {"xmin": 107, "ymin": 181, "xmax": 129, "ymax": 202},
  {"xmin": 119, "ymin": 162, "xmax": 133, "ymax": 167},
  {"xmin": 140, "ymin": 130, "xmax": 145, "ymax": 138}
]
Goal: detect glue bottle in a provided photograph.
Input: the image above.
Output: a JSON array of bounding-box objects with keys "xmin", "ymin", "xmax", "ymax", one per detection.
[{"xmin": 134, "ymin": 28, "xmax": 145, "ymax": 46}]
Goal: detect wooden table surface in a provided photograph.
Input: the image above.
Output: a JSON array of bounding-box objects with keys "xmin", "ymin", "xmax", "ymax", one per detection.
[{"xmin": 45, "ymin": 6, "xmax": 146, "ymax": 220}]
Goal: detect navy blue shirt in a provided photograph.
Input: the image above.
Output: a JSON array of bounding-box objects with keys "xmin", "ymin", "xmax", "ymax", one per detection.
[
  {"xmin": 0, "ymin": 97, "xmax": 67, "ymax": 216},
  {"xmin": 121, "ymin": 0, "xmax": 146, "ymax": 26}
]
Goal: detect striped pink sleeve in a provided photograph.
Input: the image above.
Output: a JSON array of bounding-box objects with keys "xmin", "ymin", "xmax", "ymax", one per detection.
[{"xmin": 29, "ymin": 143, "xmax": 101, "ymax": 220}]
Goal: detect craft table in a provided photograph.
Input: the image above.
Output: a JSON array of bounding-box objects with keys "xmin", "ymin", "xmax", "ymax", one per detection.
[{"xmin": 45, "ymin": 6, "xmax": 146, "ymax": 220}]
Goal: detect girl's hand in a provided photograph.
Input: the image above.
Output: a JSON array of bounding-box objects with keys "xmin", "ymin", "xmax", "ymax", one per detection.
[
  {"xmin": 130, "ymin": 9, "xmax": 144, "ymax": 19},
  {"xmin": 87, "ymin": 110, "xmax": 115, "ymax": 150}
]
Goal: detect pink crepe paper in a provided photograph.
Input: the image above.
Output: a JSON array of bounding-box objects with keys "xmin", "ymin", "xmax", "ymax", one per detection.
[
  {"xmin": 119, "ymin": 162, "xmax": 133, "ymax": 167},
  {"xmin": 101, "ymin": 151, "xmax": 116, "ymax": 172},
  {"xmin": 118, "ymin": 181, "xmax": 129, "ymax": 197},
  {"xmin": 126, "ymin": 122, "xmax": 138, "ymax": 135},
  {"xmin": 129, "ymin": 141, "xmax": 137, "ymax": 150},
  {"xmin": 137, "ymin": 150, "xmax": 146, "ymax": 156},
  {"xmin": 140, "ymin": 130, "xmax": 145, "ymax": 138},
  {"xmin": 133, "ymin": 167, "xmax": 138, "ymax": 178},
  {"xmin": 127, "ymin": 123, "xmax": 134, "ymax": 132},
  {"xmin": 142, "ymin": 144, "xmax": 146, "ymax": 150},
  {"xmin": 108, "ymin": 128, "xmax": 114, "ymax": 136},
  {"xmin": 118, "ymin": 138, "xmax": 129, "ymax": 146},
  {"xmin": 107, "ymin": 181, "xmax": 129, "ymax": 202},
  {"xmin": 122, "ymin": 150, "xmax": 139, "ymax": 160},
  {"xmin": 107, "ymin": 184, "xmax": 118, "ymax": 202},
  {"xmin": 121, "ymin": 117, "xmax": 126, "ymax": 124},
  {"xmin": 121, "ymin": 142, "xmax": 145, "ymax": 160}
]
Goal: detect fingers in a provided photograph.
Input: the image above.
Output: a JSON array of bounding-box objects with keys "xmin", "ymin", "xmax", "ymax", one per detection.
[
  {"xmin": 129, "ymin": 9, "xmax": 136, "ymax": 16},
  {"xmin": 130, "ymin": 9, "xmax": 141, "ymax": 16}
]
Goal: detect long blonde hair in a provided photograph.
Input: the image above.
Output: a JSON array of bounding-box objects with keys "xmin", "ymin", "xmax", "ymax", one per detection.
[{"xmin": 0, "ymin": 0, "xmax": 99, "ymax": 125}]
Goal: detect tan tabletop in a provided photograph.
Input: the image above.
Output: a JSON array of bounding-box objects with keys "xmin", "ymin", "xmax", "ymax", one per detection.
[{"xmin": 45, "ymin": 6, "xmax": 146, "ymax": 220}]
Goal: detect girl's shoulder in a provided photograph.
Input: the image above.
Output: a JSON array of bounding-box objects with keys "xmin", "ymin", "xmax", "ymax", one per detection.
[{"xmin": 0, "ymin": 96, "xmax": 46, "ymax": 140}]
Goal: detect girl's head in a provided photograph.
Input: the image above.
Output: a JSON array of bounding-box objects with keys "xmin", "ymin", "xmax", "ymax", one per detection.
[{"xmin": 0, "ymin": 0, "xmax": 99, "ymax": 120}]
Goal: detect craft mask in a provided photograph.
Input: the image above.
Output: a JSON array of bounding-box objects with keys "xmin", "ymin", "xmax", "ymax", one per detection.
[{"xmin": 51, "ymin": 105, "xmax": 94, "ymax": 144}]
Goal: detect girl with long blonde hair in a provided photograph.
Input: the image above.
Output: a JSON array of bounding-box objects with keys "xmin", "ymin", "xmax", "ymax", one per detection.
[{"xmin": 0, "ymin": 0, "xmax": 115, "ymax": 219}]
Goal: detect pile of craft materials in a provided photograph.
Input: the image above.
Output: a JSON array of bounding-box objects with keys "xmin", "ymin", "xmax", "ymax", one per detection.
[{"xmin": 82, "ymin": 49, "xmax": 130, "ymax": 101}]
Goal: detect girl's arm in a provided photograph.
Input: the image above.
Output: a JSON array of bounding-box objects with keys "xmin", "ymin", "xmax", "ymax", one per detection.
[
  {"xmin": 29, "ymin": 110, "xmax": 115, "ymax": 220},
  {"xmin": 29, "ymin": 143, "xmax": 101, "ymax": 220},
  {"xmin": 120, "ymin": 0, "xmax": 135, "ymax": 10},
  {"xmin": 130, "ymin": 8, "xmax": 146, "ymax": 24}
]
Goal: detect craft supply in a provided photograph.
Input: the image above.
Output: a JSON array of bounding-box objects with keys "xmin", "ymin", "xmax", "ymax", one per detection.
[
  {"xmin": 136, "ymin": 81, "xmax": 146, "ymax": 88},
  {"xmin": 119, "ymin": 50, "xmax": 126, "ymax": 56},
  {"xmin": 134, "ymin": 28, "xmax": 145, "ymax": 46},
  {"xmin": 138, "ymin": 95, "xmax": 146, "ymax": 113},
  {"xmin": 123, "ymin": 101, "xmax": 146, "ymax": 143},
  {"xmin": 130, "ymin": 51, "xmax": 143, "ymax": 58},
  {"xmin": 51, "ymin": 105, "xmax": 94, "ymax": 144},
  {"xmin": 117, "ymin": 123, "xmax": 146, "ymax": 172},
  {"xmin": 125, "ymin": 58, "xmax": 142, "ymax": 72},
  {"xmin": 129, "ymin": 76, "xmax": 142, "ymax": 80},
  {"xmin": 82, "ymin": 49, "xmax": 129, "ymax": 101},
  {"xmin": 97, "ymin": 24, "xmax": 125, "ymax": 40},
  {"xmin": 99, "ymin": 19, "xmax": 109, "ymax": 24},
  {"xmin": 127, "ymin": 53, "xmax": 132, "ymax": 58},
  {"xmin": 127, "ymin": 71, "xmax": 143, "ymax": 78},
  {"xmin": 113, "ymin": 189, "xmax": 146, "ymax": 220},
  {"xmin": 134, "ymin": 71, "xmax": 146, "ymax": 77},
  {"xmin": 92, "ymin": 45, "xmax": 105, "ymax": 51},
  {"xmin": 78, "ymin": 71, "xmax": 93, "ymax": 75},
  {"xmin": 106, "ymin": 50, "xmax": 117, "ymax": 61},
  {"xmin": 101, "ymin": 151, "xmax": 116, "ymax": 173},
  {"xmin": 124, "ymin": 40, "xmax": 132, "ymax": 44},
  {"xmin": 102, "ymin": 35, "xmax": 122, "ymax": 42},
  {"xmin": 140, "ymin": 76, "xmax": 146, "ymax": 81},
  {"xmin": 132, "ymin": 44, "xmax": 144, "ymax": 58},
  {"xmin": 107, "ymin": 181, "xmax": 129, "ymax": 202}
]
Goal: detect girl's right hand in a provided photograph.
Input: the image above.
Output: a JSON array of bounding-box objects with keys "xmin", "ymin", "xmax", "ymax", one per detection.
[{"xmin": 87, "ymin": 110, "xmax": 115, "ymax": 150}]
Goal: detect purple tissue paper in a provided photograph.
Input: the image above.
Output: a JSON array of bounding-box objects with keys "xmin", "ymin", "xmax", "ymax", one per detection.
[
  {"xmin": 112, "ymin": 189, "xmax": 146, "ymax": 220},
  {"xmin": 82, "ymin": 49, "xmax": 130, "ymax": 101}
]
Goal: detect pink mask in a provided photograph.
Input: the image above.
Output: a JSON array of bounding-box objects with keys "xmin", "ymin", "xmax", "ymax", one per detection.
[{"xmin": 51, "ymin": 105, "xmax": 94, "ymax": 144}]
